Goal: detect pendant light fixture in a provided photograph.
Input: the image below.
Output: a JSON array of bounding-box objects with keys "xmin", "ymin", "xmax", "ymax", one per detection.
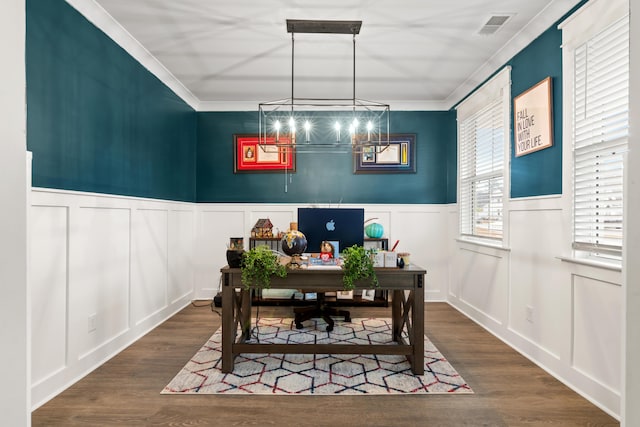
[{"xmin": 258, "ymin": 19, "xmax": 391, "ymax": 154}]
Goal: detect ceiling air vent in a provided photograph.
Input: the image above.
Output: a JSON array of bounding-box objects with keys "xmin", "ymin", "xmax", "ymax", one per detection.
[{"xmin": 478, "ymin": 14, "xmax": 512, "ymax": 35}]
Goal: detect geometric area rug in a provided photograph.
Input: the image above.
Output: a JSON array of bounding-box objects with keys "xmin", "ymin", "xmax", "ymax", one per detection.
[{"xmin": 162, "ymin": 318, "xmax": 473, "ymax": 395}]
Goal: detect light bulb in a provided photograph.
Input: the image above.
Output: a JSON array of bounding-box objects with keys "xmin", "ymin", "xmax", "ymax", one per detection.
[
  {"xmin": 274, "ymin": 120, "xmax": 281, "ymax": 141},
  {"xmin": 304, "ymin": 121, "xmax": 311, "ymax": 142}
]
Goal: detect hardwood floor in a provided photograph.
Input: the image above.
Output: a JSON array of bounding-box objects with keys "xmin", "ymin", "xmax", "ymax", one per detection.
[{"xmin": 32, "ymin": 302, "xmax": 619, "ymax": 426}]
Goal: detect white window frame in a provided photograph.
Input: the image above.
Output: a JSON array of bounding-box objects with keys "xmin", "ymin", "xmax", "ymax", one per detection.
[
  {"xmin": 560, "ymin": 0, "xmax": 629, "ymax": 262},
  {"xmin": 456, "ymin": 66, "xmax": 511, "ymax": 245}
]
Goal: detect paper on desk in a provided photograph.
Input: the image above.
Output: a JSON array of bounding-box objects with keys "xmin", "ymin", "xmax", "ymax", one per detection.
[{"xmin": 305, "ymin": 265, "xmax": 342, "ymax": 270}]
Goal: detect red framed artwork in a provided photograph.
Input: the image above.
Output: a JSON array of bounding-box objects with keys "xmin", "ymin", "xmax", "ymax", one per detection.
[{"xmin": 233, "ymin": 134, "xmax": 296, "ymax": 173}]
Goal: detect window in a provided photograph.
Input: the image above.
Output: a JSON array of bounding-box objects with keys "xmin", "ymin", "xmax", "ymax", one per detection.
[
  {"xmin": 457, "ymin": 67, "xmax": 511, "ymax": 241},
  {"xmin": 562, "ymin": 1, "xmax": 629, "ymax": 259}
]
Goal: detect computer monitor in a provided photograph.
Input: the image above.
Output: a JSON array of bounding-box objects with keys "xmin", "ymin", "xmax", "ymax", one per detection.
[{"xmin": 297, "ymin": 208, "xmax": 364, "ymax": 255}]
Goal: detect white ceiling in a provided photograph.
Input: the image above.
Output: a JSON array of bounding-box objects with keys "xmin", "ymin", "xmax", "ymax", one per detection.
[{"xmin": 70, "ymin": 0, "xmax": 581, "ymax": 111}]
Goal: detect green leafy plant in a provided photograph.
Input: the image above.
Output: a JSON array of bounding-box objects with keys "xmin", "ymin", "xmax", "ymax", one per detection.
[
  {"xmin": 341, "ymin": 244, "xmax": 378, "ymax": 290},
  {"xmin": 241, "ymin": 245, "xmax": 287, "ymax": 289}
]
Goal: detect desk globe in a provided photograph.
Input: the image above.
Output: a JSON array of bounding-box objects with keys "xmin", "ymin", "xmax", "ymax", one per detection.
[{"xmin": 281, "ymin": 230, "xmax": 307, "ymax": 267}]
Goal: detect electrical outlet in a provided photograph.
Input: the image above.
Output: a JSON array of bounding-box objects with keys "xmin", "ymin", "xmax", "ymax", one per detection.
[
  {"xmin": 88, "ymin": 313, "xmax": 97, "ymax": 332},
  {"xmin": 526, "ymin": 306, "xmax": 534, "ymax": 323}
]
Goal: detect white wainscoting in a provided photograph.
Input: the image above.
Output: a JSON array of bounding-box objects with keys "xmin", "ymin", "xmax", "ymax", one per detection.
[
  {"xmin": 30, "ymin": 197, "xmax": 450, "ymax": 408},
  {"xmin": 447, "ymin": 196, "xmax": 622, "ymax": 419},
  {"xmin": 193, "ymin": 203, "xmax": 451, "ymax": 301},
  {"xmin": 29, "ymin": 192, "xmax": 623, "ymax": 417},
  {"xmin": 28, "ymin": 192, "xmax": 623, "ymax": 416},
  {"xmin": 30, "ymin": 188, "xmax": 195, "ymax": 409}
]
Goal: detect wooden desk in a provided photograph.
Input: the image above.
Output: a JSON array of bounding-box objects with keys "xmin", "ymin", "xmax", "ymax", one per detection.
[{"xmin": 220, "ymin": 265, "xmax": 426, "ymax": 375}]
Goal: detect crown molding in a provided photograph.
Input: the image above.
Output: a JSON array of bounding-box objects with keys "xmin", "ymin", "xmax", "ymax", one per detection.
[
  {"xmin": 197, "ymin": 99, "xmax": 451, "ymax": 112},
  {"xmin": 64, "ymin": 0, "xmax": 200, "ymax": 110},
  {"xmin": 444, "ymin": 0, "xmax": 582, "ymax": 110},
  {"xmin": 65, "ymin": 0, "xmax": 581, "ymax": 113}
]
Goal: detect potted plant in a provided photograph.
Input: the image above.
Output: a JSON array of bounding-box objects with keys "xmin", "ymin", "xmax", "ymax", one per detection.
[
  {"xmin": 241, "ymin": 245, "xmax": 287, "ymax": 289},
  {"xmin": 341, "ymin": 244, "xmax": 378, "ymax": 290}
]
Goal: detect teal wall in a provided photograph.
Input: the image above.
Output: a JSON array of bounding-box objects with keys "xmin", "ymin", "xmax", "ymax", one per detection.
[
  {"xmin": 196, "ymin": 111, "xmax": 456, "ymax": 203},
  {"xmin": 26, "ymin": 0, "xmax": 197, "ymax": 202},
  {"xmin": 505, "ymin": 1, "xmax": 587, "ymax": 198},
  {"xmin": 25, "ymin": 0, "xmax": 587, "ymax": 204},
  {"xmin": 507, "ymin": 25, "xmax": 564, "ymax": 198}
]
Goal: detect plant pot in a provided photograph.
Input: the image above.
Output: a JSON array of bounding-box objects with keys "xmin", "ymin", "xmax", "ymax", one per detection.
[{"xmin": 226, "ymin": 249, "xmax": 244, "ymax": 268}]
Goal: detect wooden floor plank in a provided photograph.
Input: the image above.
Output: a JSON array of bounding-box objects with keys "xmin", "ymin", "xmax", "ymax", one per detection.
[{"xmin": 31, "ymin": 302, "xmax": 619, "ymax": 426}]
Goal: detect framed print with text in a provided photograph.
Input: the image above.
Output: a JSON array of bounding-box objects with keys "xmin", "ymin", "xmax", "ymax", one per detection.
[
  {"xmin": 353, "ymin": 133, "xmax": 416, "ymax": 174},
  {"xmin": 233, "ymin": 134, "xmax": 296, "ymax": 173},
  {"xmin": 513, "ymin": 77, "xmax": 553, "ymax": 157}
]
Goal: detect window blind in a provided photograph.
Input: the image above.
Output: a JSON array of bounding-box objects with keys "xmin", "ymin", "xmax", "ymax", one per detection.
[
  {"xmin": 459, "ymin": 98, "xmax": 504, "ymax": 240},
  {"xmin": 572, "ymin": 15, "xmax": 629, "ymax": 256}
]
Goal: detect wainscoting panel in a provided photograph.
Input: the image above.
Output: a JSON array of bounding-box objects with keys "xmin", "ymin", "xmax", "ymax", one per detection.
[
  {"xmin": 30, "ymin": 205, "xmax": 68, "ymax": 386},
  {"xmin": 131, "ymin": 209, "xmax": 168, "ymax": 326},
  {"xmin": 394, "ymin": 210, "xmax": 449, "ymax": 300},
  {"xmin": 508, "ymin": 208, "xmax": 568, "ymax": 361},
  {"xmin": 573, "ymin": 275, "xmax": 622, "ymax": 393},
  {"xmin": 456, "ymin": 243, "xmax": 509, "ymax": 326},
  {"xmin": 447, "ymin": 206, "xmax": 460, "ymax": 299},
  {"xmin": 30, "ymin": 189, "xmax": 195, "ymax": 409},
  {"xmin": 195, "ymin": 209, "xmax": 247, "ymax": 297},
  {"xmin": 168, "ymin": 210, "xmax": 195, "ymax": 304},
  {"xmin": 71, "ymin": 206, "xmax": 131, "ymax": 359}
]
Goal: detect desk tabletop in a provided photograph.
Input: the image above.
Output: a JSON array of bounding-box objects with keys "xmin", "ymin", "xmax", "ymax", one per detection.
[
  {"xmin": 221, "ymin": 264, "xmax": 426, "ymax": 275},
  {"xmin": 221, "ymin": 264, "xmax": 426, "ymax": 291}
]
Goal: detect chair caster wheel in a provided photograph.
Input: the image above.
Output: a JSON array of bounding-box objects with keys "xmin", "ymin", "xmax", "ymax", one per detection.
[
  {"xmin": 326, "ymin": 325, "xmax": 333, "ymax": 332},
  {"xmin": 295, "ymin": 322, "xmax": 303, "ymax": 329}
]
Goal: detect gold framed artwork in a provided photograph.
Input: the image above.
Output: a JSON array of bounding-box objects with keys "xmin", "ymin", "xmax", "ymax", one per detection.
[{"xmin": 513, "ymin": 77, "xmax": 553, "ymax": 157}]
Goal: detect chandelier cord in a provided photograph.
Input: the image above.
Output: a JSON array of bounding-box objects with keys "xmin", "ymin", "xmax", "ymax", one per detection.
[
  {"xmin": 291, "ymin": 31, "xmax": 295, "ymax": 113},
  {"xmin": 353, "ymin": 32, "xmax": 356, "ymax": 111}
]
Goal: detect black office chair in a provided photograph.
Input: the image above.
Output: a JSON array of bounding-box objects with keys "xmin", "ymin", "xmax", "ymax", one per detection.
[{"xmin": 294, "ymin": 293, "xmax": 351, "ymax": 332}]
